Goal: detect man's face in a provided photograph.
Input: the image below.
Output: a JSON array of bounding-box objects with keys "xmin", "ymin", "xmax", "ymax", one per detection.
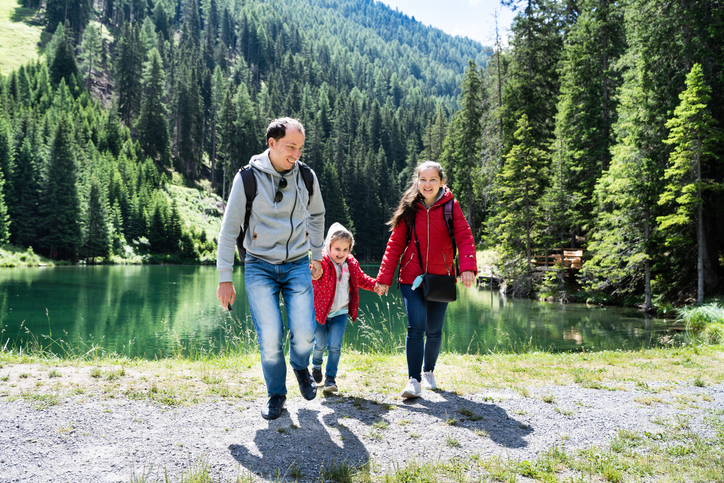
[{"xmin": 268, "ymin": 127, "xmax": 305, "ymax": 173}]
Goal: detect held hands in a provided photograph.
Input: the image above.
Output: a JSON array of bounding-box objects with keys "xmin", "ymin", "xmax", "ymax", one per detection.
[
  {"xmin": 460, "ymin": 271, "xmax": 476, "ymax": 289},
  {"xmin": 375, "ymin": 283, "xmax": 389, "ymax": 296},
  {"xmin": 310, "ymin": 259, "xmax": 323, "ymax": 280}
]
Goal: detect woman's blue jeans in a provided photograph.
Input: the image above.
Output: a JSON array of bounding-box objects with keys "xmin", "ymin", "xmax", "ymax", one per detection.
[
  {"xmin": 312, "ymin": 313, "xmax": 348, "ymax": 378},
  {"xmin": 400, "ymin": 283, "xmax": 448, "ymax": 382},
  {"xmin": 244, "ymin": 255, "xmax": 316, "ymax": 397}
]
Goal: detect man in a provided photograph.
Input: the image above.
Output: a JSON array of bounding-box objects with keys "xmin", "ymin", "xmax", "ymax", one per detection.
[{"xmin": 216, "ymin": 117, "xmax": 325, "ymax": 420}]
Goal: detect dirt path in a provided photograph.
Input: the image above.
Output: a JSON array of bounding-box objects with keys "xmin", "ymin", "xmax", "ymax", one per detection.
[{"xmin": 2, "ymin": 378, "xmax": 722, "ymax": 482}]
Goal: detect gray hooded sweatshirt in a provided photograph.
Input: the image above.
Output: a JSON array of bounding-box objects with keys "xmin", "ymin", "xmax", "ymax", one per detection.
[{"xmin": 216, "ymin": 150, "xmax": 325, "ymax": 283}]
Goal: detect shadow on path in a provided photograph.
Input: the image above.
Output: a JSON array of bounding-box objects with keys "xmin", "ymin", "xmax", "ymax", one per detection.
[
  {"xmin": 403, "ymin": 390, "xmax": 532, "ymax": 448},
  {"xmin": 229, "ymin": 407, "xmax": 369, "ymax": 480}
]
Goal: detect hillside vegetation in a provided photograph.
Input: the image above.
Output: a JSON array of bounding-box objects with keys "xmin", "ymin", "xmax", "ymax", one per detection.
[
  {"xmin": 0, "ymin": 0, "xmax": 44, "ymax": 75},
  {"xmin": 0, "ymin": 0, "xmax": 488, "ymax": 264}
]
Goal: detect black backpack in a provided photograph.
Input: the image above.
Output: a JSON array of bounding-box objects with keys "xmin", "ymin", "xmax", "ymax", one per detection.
[{"xmin": 235, "ymin": 161, "xmax": 315, "ymax": 260}]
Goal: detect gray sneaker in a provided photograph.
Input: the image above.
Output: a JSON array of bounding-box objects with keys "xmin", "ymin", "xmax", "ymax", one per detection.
[
  {"xmin": 312, "ymin": 367, "xmax": 323, "ymax": 384},
  {"xmin": 322, "ymin": 376, "xmax": 338, "ymax": 393}
]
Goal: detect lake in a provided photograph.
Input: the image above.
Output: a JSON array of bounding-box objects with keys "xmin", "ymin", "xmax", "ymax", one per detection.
[{"xmin": 0, "ymin": 265, "xmax": 677, "ymax": 359}]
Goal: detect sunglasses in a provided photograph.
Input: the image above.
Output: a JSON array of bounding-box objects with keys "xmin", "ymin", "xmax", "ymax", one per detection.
[{"xmin": 274, "ymin": 177, "xmax": 288, "ymax": 203}]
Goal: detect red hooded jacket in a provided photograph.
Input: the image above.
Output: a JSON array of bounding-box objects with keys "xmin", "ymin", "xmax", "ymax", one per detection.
[
  {"xmin": 313, "ymin": 253, "xmax": 377, "ymax": 324},
  {"xmin": 377, "ymin": 186, "xmax": 477, "ymax": 286}
]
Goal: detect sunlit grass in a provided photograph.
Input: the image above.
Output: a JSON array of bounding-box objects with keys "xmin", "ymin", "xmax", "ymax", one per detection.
[{"xmin": 0, "ymin": 0, "xmax": 45, "ymax": 76}]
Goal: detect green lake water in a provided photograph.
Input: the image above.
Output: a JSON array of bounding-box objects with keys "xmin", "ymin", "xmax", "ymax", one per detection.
[{"xmin": 0, "ymin": 265, "xmax": 677, "ymax": 359}]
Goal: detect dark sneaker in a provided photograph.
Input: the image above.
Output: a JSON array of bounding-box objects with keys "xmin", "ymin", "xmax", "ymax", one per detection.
[
  {"xmin": 261, "ymin": 395, "xmax": 286, "ymax": 420},
  {"xmin": 312, "ymin": 367, "xmax": 323, "ymax": 384},
  {"xmin": 294, "ymin": 368, "xmax": 317, "ymax": 400},
  {"xmin": 322, "ymin": 376, "xmax": 338, "ymax": 393}
]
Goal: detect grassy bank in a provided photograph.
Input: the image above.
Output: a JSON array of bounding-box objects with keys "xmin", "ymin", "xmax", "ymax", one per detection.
[
  {"xmin": 0, "ymin": 0, "xmax": 44, "ymax": 76},
  {"xmin": 1, "ymin": 345, "xmax": 722, "ymax": 482},
  {"xmin": 0, "ymin": 244, "xmax": 56, "ymax": 267}
]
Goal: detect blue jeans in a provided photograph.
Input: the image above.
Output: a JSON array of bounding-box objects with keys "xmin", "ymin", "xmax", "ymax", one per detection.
[
  {"xmin": 244, "ymin": 255, "xmax": 316, "ymax": 397},
  {"xmin": 400, "ymin": 284, "xmax": 448, "ymax": 382},
  {"xmin": 312, "ymin": 313, "xmax": 348, "ymax": 378}
]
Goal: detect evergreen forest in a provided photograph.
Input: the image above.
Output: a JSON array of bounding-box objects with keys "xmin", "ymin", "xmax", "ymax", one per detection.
[{"xmin": 0, "ymin": 0, "xmax": 723, "ymax": 306}]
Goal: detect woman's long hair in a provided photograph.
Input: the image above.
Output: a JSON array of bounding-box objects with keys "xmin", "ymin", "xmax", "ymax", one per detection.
[{"xmin": 387, "ymin": 161, "xmax": 446, "ymax": 230}]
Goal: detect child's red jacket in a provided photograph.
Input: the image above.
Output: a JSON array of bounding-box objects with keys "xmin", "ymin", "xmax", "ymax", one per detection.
[{"xmin": 313, "ymin": 253, "xmax": 377, "ymax": 324}]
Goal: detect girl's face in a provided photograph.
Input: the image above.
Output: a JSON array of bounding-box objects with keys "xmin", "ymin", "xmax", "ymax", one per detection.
[
  {"xmin": 418, "ymin": 167, "xmax": 444, "ymax": 206},
  {"xmin": 329, "ymin": 239, "xmax": 351, "ymax": 264}
]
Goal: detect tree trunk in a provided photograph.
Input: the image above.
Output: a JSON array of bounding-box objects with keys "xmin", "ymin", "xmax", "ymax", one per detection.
[
  {"xmin": 696, "ymin": 152, "xmax": 705, "ymax": 304},
  {"xmin": 644, "ymin": 211, "xmax": 652, "ymax": 311}
]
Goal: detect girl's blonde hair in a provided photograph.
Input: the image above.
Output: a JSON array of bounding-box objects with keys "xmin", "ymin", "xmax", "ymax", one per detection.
[{"xmin": 387, "ymin": 161, "xmax": 446, "ymax": 230}]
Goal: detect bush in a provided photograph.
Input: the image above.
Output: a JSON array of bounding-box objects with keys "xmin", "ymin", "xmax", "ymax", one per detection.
[{"xmin": 677, "ymin": 303, "xmax": 724, "ymax": 333}]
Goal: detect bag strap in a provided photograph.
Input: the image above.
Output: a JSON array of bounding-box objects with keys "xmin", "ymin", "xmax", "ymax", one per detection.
[
  {"xmin": 412, "ymin": 199, "xmax": 458, "ymax": 276},
  {"xmin": 239, "ymin": 165, "xmax": 257, "ymax": 237},
  {"xmin": 297, "ymin": 161, "xmax": 314, "ymax": 206}
]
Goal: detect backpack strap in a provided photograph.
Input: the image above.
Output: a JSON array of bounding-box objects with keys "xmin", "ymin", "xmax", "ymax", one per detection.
[
  {"xmin": 442, "ymin": 199, "xmax": 459, "ymax": 277},
  {"xmin": 409, "ymin": 198, "xmax": 458, "ymax": 277},
  {"xmin": 236, "ymin": 165, "xmax": 257, "ymax": 258},
  {"xmin": 297, "ymin": 161, "xmax": 314, "ymax": 205}
]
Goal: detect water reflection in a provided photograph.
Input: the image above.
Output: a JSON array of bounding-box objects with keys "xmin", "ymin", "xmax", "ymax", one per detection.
[{"xmin": 0, "ymin": 266, "xmax": 676, "ymax": 359}]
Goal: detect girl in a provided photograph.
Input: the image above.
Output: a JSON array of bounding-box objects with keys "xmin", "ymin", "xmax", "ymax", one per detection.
[
  {"xmin": 312, "ymin": 223, "xmax": 380, "ymax": 393},
  {"xmin": 376, "ymin": 161, "xmax": 477, "ymax": 398}
]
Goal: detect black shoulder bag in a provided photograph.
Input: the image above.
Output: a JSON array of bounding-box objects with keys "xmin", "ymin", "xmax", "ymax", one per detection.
[{"xmin": 412, "ymin": 210, "xmax": 458, "ymax": 303}]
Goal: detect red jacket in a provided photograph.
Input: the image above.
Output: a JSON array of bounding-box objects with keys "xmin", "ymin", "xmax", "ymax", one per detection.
[
  {"xmin": 377, "ymin": 187, "xmax": 477, "ymax": 286},
  {"xmin": 313, "ymin": 253, "xmax": 377, "ymax": 324}
]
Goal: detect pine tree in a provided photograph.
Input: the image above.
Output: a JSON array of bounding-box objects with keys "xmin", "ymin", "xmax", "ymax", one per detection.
[
  {"xmin": 491, "ymin": 115, "xmax": 548, "ymax": 274},
  {"xmin": 136, "ymin": 49, "xmax": 172, "ymax": 166},
  {"xmin": 49, "ymin": 23, "xmax": 81, "ymax": 88},
  {"xmin": 549, "ymin": 0, "xmax": 626, "ymax": 247},
  {"xmin": 83, "ymin": 177, "xmax": 112, "ymax": 262},
  {"xmin": 40, "ymin": 115, "xmax": 82, "ymax": 260},
  {"xmin": 45, "ymin": 0, "xmax": 92, "ymax": 36},
  {"xmin": 657, "ymin": 64, "xmax": 722, "ymax": 304},
  {"xmin": 79, "ymin": 23, "xmax": 103, "ymax": 87},
  {"xmin": 10, "ymin": 138, "xmax": 42, "ymax": 247},
  {"xmin": 116, "ymin": 23, "xmax": 144, "ymax": 126}
]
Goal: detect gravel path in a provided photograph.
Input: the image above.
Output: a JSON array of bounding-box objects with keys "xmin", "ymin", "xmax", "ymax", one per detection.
[{"xmin": 1, "ymin": 380, "xmax": 722, "ymax": 482}]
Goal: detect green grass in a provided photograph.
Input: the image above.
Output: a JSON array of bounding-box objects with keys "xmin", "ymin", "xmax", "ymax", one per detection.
[
  {"xmin": 0, "ymin": 0, "xmax": 45, "ymax": 76},
  {"xmin": 0, "ymin": 244, "xmax": 55, "ymax": 267}
]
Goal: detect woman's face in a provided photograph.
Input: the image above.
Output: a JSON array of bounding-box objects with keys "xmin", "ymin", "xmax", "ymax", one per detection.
[{"xmin": 417, "ymin": 167, "xmax": 443, "ymax": 206}]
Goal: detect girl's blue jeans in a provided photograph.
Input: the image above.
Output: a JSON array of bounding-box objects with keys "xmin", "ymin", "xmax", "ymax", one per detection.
[
  {"xmin": 400, "ymin": 283, "xmax": 448, "ymax": 382},
  {"xmin": 312, "ymin": 313, "xmax": 348, "ymax": 378},
  {"xmin": 244, "ymin": 255, "xmax": 316, "ymax": 397}
]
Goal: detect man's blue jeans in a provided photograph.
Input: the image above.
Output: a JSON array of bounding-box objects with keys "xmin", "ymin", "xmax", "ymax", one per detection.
[
  {"xmin": 400, "ymin": 284, "xmax": 449, "ymax": 382},
  {"xmin": 312, "ymin": 313, "xmax": 348, "ymax": 378},
  {"xmin": 244, "ymin": 255, "xmax": 316, "ymax": 397}
]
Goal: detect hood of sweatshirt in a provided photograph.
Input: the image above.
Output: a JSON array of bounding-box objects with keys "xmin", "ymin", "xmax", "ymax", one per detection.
[{"xmin": 323, "ymin": 222, "xmax": 355, "ymax": 256}]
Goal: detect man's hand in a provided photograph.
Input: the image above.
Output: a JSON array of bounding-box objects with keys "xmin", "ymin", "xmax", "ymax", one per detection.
[
  {"xmin": 375, "ymin": 283, "xmax": 389, "ymax": 296},
  {"xmin": 217, "ymin": 282, "xmax": 236, "ymax": 310},
  {"xmin": 460, "ymin": 271, "xmax": 476, "ymax": 289},
  {"xmin": 310, "ymin": 260, "xmax": 323, "ymax": 280}
]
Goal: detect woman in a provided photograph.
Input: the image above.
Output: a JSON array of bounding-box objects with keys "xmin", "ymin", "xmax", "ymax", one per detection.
[{"xmin": 376, "ymin": 161, "xmax": 477, "ymax": 398}]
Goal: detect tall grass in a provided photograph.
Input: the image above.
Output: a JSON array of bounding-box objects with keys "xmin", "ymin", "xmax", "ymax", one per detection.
[{"xmin": 677, "ymin": 303, "xmax": 724, "ymax": 344}]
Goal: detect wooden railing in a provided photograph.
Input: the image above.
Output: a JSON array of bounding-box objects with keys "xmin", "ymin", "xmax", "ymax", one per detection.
[{"xmin": 530, "ymin": 249, "xmax": 583, "ymax": 271}]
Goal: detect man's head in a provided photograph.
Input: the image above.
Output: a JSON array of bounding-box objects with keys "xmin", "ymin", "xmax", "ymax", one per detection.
[{"xmin": 266, "ymin": 118, "xmax": 305, "ymax": 173}]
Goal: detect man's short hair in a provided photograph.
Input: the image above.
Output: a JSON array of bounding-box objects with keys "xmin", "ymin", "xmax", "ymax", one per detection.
[{"xmin": 266, "ymin": 117, "xmax": 305, "ymax": 143}]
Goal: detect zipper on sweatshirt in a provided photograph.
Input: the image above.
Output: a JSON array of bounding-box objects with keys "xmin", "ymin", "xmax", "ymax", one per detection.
[{"xmin": 284, "ymin": 175, "xmax": 298, "ymax": 262}]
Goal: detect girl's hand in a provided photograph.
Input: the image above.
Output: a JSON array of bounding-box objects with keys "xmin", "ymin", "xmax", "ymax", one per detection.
[
  {"xmin": 460, "ymin": 271, "xmax": 476, "ymax": 289},
  {"xmin": 375, "ymin": 283, "xmax": 389, "ymax": 296}
]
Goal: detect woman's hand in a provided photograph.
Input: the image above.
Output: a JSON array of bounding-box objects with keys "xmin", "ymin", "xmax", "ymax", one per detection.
[
  {"xmin": 375, "ymin": 283, "xmax": 389, "ymax": 296},
  {"xmin": 460, "ymin": 271, "xmax": 476, "ymax": 289}
]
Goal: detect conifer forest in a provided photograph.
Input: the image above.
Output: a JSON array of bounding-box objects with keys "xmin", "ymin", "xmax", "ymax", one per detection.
[{"xmin": 0, "ymin": 0, "xmax": 723, "ymax": 305}]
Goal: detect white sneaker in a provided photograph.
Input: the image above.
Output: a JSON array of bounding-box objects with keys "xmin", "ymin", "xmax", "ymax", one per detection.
[
  {"xmin": 422, "ymin": 371, "xmax": 437, "ymax": 390},
  {"xmin": 401, "ymin": 378, "xmax": 422, "ymax": 399}
]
